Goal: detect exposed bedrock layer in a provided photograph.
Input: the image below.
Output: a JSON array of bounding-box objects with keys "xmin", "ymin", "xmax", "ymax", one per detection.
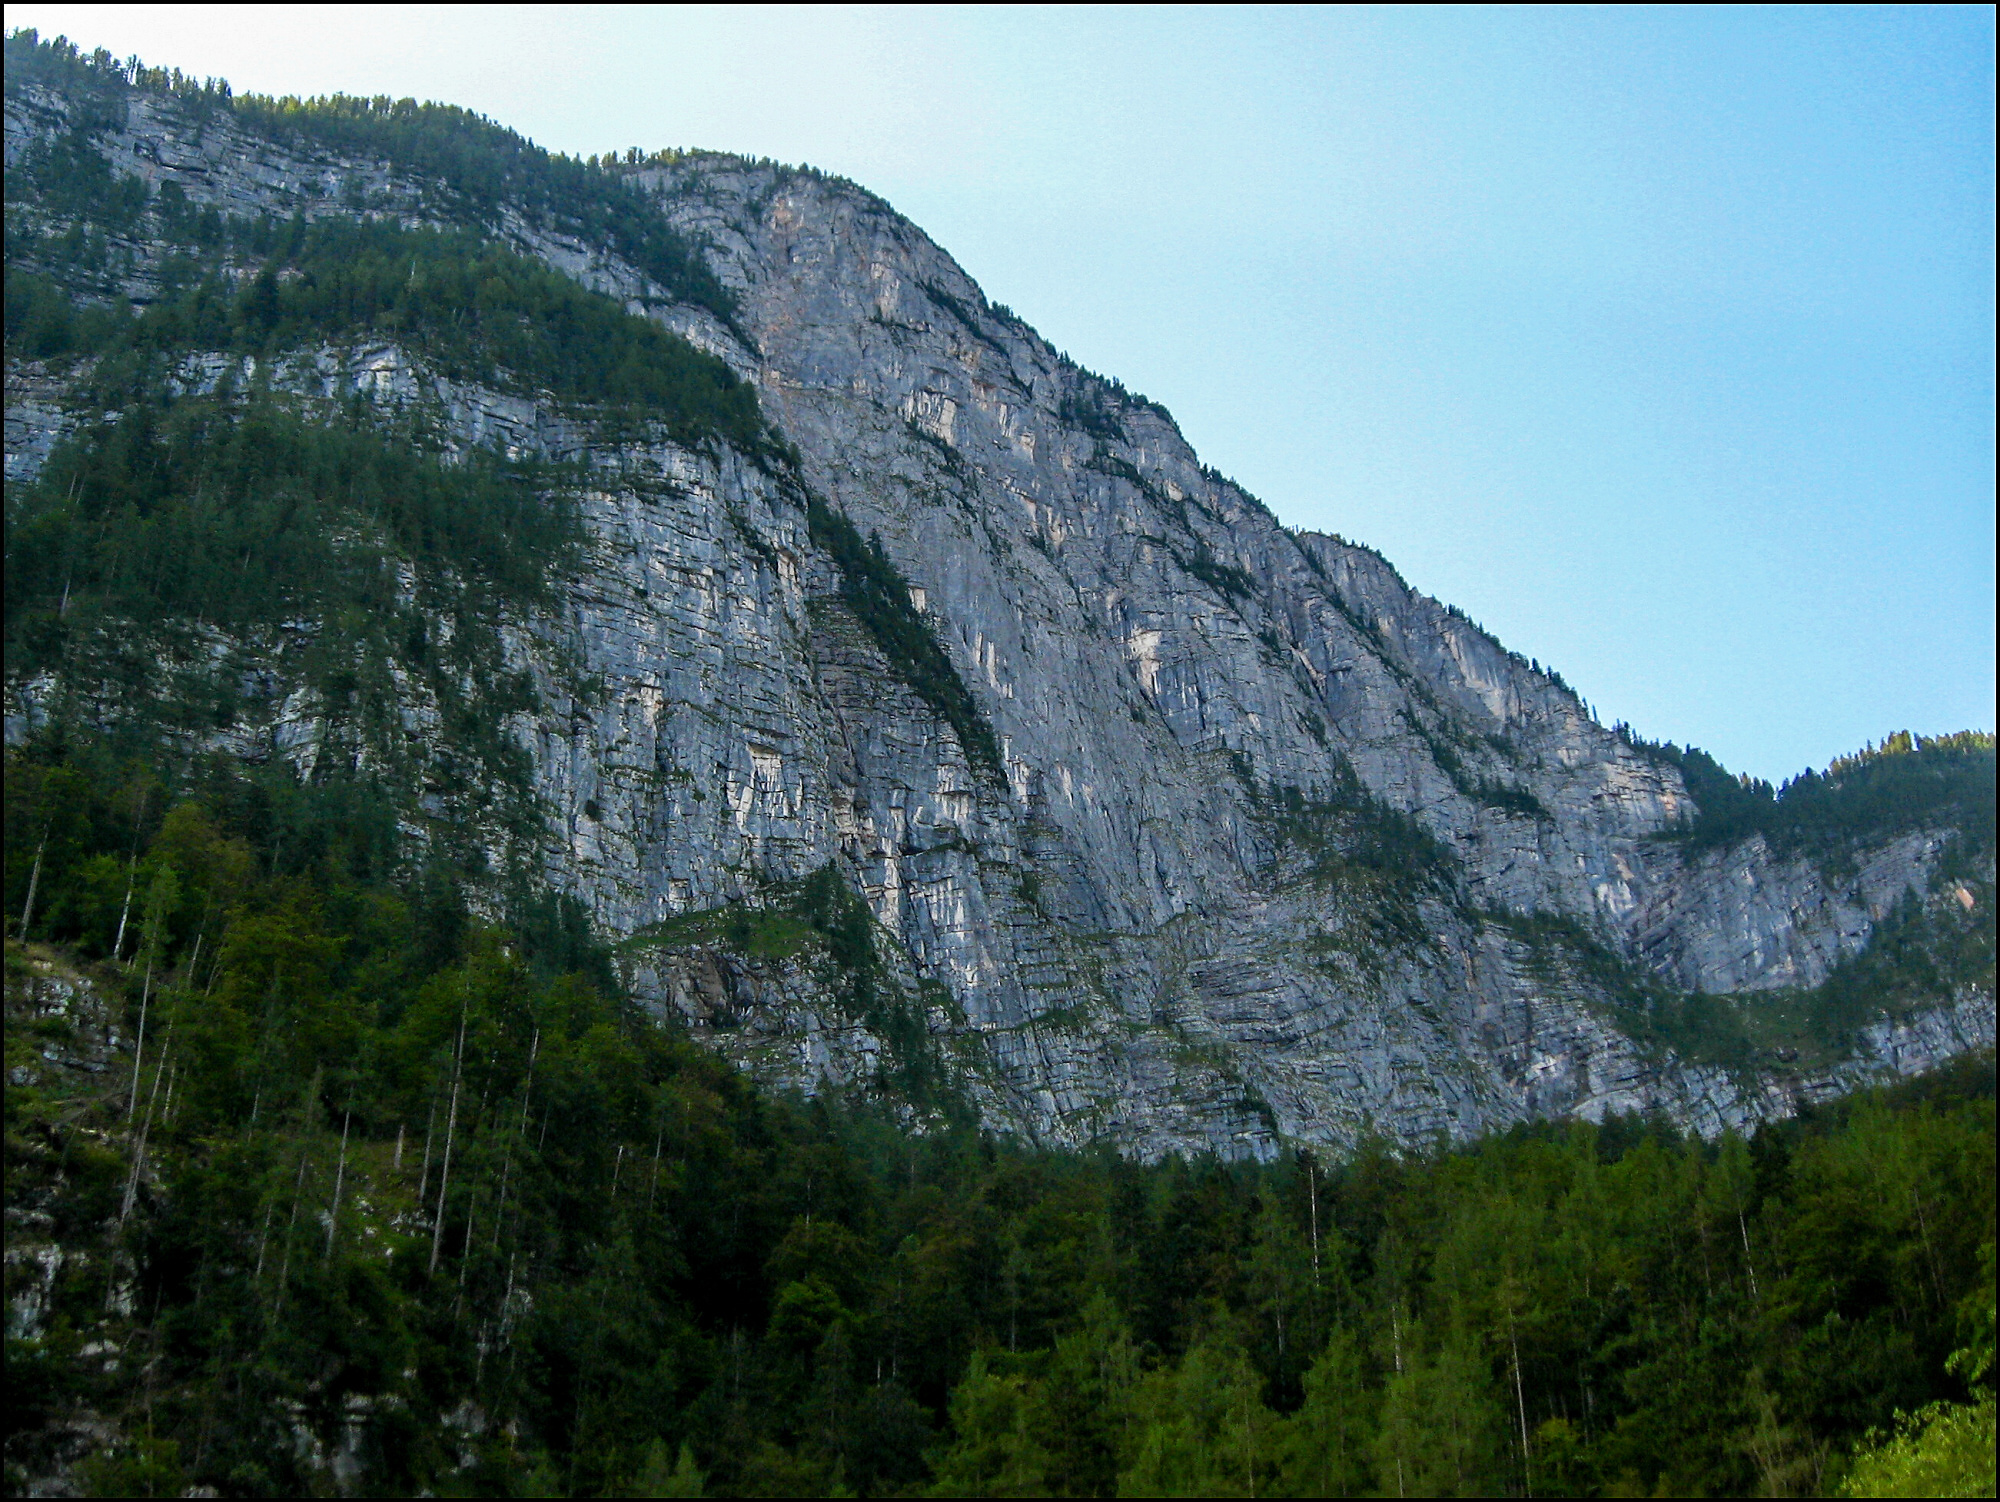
[{"xmin": 6, "ymin": 89, "xmax": 1991, "ymax": 1155}]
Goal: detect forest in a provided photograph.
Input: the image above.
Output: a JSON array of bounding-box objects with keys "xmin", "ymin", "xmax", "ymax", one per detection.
[
  {"xmin": 4, "ymin": 214, "xmax": 766, "ymax": 454},
  {"xmin": 1634, "ymin": 730, "xmax": 1996, "ymax": 860},
  {"xmin": 3, "ymin": 756, "xmax": 1993, "ymax": 1496}
]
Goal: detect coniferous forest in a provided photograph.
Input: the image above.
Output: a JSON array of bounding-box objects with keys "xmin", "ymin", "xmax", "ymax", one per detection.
[
  {"xmin": 5, "ymin": 31, "xmax": 1996, "ymax": 1497},
  {"xmin": 6, "ymin": 830, "xmax": 1995, "ymax": 1497},
  {"xmin": 5, "ymin": 769, "xmax": 1995, "ymax": 1500}
]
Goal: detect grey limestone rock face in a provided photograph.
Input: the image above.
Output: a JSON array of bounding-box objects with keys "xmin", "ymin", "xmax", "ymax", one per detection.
[
  {"xmin": 5, "ymin": 98, "xmax": 1991, "ymax": 1157},
  {"xmin": 1630, "ymin": 829, "xmax": 1955, "ymax": 995}
]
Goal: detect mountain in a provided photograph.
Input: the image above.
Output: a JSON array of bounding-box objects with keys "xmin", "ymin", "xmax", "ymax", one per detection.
[
  {"xmin": 5, "ymin": 36, "xmax": 1992, "ymax": 1162},
  {"xmin": 6, "ymin": 37, "xmax": 1996, "ymax": 1500}
]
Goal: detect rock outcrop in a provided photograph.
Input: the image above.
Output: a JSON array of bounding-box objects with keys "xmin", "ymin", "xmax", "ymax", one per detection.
[{"xmin": 6, "ymin": 82, "xmax": 1991, "ymax": 1158}]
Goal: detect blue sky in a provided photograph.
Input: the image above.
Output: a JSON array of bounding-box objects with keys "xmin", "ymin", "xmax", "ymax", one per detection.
[{"xmin": 13, "ymin": 4, "xmax": 1994, "ymax": 781}]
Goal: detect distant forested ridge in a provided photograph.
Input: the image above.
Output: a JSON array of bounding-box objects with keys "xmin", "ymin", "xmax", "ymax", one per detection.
[
  {"xmin": 1634, "ymin": 728, "xmax": 1996, "ymax": 859},
  {"xmin": 3, "ymin": 30, "xmax": 739, "ymax": 327}
]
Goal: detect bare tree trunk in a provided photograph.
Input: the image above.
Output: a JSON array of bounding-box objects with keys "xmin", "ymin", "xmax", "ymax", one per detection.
[
  {"xmin": 460, "ymin": 1192, "xmax": 480, "ymax": 1272},
  {"xmin": 119, "ymin": 1036, "xmax": 173, "ymax": 1224},
  {"xmin": 152, "ymin": 939, "xmax": 196, "ymax": 1135},
  {"xmin": 1512, "ymin": 1310, "xmax": 1533, "ymax": 1497},
  {"xmin": 324, "ymin": 1112, "xmax": 351, "ymax": 1259},
  {"xmin": 459, "ymin": 1190, "xmax": 479, "ymax": 1294},
  {"xmin": 1911, "ymin": 1190, "xmax": 1947, "ymax": 1308},
  {"xmin": 126, "ymin": 960, "xmax": 155, "ymax": 1124},
  {"xmin": 18, "ymin": 830, "xmax": 48, "ymax": 942},
  {"xmin": 110, "ymin": 788, "xmax": 152, "ymax": 962},
  {"xmin": 491, "ymin": 1131, "xmax": 514, "ymax": 1253},
  {"xmin": 1737, "ymin": 1208, "xmax": 1761, "ymax": 1304},
  {"xmin": 118, "ymin": 990, "xmax": 182, "ymax": 1224},
  {"xmin": 1307, "ymin": 1151, "xmax": 1322, "ymax": 1354},
  {"xmin": 417, "ymin": 1098, "xmax": 436, "ymax": 1203},
  {"xmin": 253, "ymin": 1195, "xmax": 277, "ymax": 1283},
  {"xmin": 1307, "ymin": 1157, "xmax": 1321, "ymax": 1285},
  {"xmin": 648, "ymin": 1123, "xmax": 664, "ymax": 1213},
  {"xmin": 429, "ymin": 1017, "xmax": 465, "ymax": 1276},
  {"xmin": 275, "ymin": 1145, "xmax": 310, "ymax": 1314},
  {"xmin": 518, "ymin": 1027, "xmax": 539, "ymax": 1137},
  {"xmin": 112, "ymin": 854, "xmax": 137, "ymax": 961}
]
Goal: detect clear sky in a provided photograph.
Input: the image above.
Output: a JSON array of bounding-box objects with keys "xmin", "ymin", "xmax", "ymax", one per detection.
[{"xmin": 11, "ymin": 4, "xmax": 1994, "ymax": 782}]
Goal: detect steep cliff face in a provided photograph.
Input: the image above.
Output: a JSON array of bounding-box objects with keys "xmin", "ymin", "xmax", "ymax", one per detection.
[{"xmin": 5, "ymin": 77, "xmax": 1991, "ymax": 1157}]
